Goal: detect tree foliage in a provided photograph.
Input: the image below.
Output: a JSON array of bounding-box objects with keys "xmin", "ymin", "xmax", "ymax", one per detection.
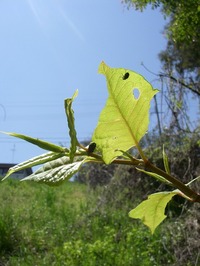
[
  {"xmin": 122, "ymin": 0, "xmax": 200, "ymax": 87},
  {"xmin": 122, "ymin": 0, "xmax": 200, "ymax": 139}
]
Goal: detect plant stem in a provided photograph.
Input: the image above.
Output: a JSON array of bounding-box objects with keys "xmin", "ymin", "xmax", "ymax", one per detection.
[
  {"xmin": 145, "ymin": 159, "xmax": 200, "ymax": 203},
  {"xmin": 83, "ymin": 148, "xmax": 200, "ymax": 203}
]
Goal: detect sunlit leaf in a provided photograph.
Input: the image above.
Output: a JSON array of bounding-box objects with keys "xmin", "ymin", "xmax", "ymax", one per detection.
[
  {"xmin": 65, "ymin": 90, "xmax": 78, "ymax": 162},
  {"xmin": 2, "ymin": 152, "xmax": 67, "ymax": 180},
  {"xmin": 22, "ymin": 156, "xmax": 85, "ymax": 186},
  {"xmin": 129, "ymin": 191, "xmax": 178, "ymax": 234},
  {"xmin": 92, "ymin": 61, "xmax": 158, "ymax": 164},
  {"xmin": 1, "ymin": 131, "xmax": 66, "ymax": 153}
]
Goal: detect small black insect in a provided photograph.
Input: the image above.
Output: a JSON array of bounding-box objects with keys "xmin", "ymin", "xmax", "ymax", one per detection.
[
  {"xmin": 122, "ymin": 72, "xmax": 130, "ymax": 80},
  {"xmin": 87, "ymin": 142, "xmax": 96, "ymax": 154}
]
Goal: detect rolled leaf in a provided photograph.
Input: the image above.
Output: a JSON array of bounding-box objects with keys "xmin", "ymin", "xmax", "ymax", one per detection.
[
  {"xmin": 65, "ymin": 90, "xmax": 78, "ymax": 162},
  {"xmin": 162, "ymin": 146, "xmax": 170, "ymax": 174},
  {"xmin": 1, "ymin": 131, "xmax": 66, "ymax": 153}
]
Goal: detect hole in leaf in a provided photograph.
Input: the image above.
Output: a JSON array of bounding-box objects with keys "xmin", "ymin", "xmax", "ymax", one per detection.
[{"xmin": 133, "ymin": 88, "xmax": 140, "ymax": 99}]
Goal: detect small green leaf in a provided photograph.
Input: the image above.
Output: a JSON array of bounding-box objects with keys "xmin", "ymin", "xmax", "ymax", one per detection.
[
  {"xmin": 162, "ymin": 146, "xmax": 170, "ymax": 174},
  {"xmin": 186, "ymin": 175, "xmax": 200, "ymax": 186},
  {"xmin": 1, "ymin": 132, "xmax": 66, "ymax": 153},
  {"xmin": 136, "ymin": 168, "xmax": 173, "ymax": 186},
  {"xmin": 22, "ymin": 156, "xmax": 85, "ymax": 186},
  {"xmin": 129, "ymin": 191, "xmax": 178, "ymax": 234},
  {"xmin": 92, "ymin": 61, "xmax": 159, "ymax": 164},
  {"xmin": 117, "ymin": 150, "xmax": 143, "ymax": 165},
  {"xmin": 2, "ymin": 152, "xmax": 67, "ymax": 180},
  {"xmin": 174, "ymin": 175, "xmax": 200, "ymax": 200},
  {"xmin": 65, "ymin": 90, "xmax": 79, "ymax": 162}
]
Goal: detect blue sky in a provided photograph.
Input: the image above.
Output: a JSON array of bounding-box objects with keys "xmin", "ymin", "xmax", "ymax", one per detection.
[{"xmin": 0, "ymin": 0, "xmax": 167, "ymax": 165}]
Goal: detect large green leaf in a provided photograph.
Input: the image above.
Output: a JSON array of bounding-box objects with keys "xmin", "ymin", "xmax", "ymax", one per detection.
[
  {"xmin": 92, "ymin": 61, "xmax": 158, "ymax": 164},
  {"xmin": 129, "ymin": 191, "xmax": 178, "ymax": 234},
  {"xmin": 22, "ymin": 156, "xmax": 85, "ymax": 186},
  {"xmin": 65, "ymin": 90, "xmax": 78, "ymax": 162},
  {"xmin": 2, "ymin": 152, "xmax": 67, "ymax": 180}
]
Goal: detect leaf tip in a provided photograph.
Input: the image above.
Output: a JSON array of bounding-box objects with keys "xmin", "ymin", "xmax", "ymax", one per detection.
[{"xmin": 98, "ymin": 61, "xmax": 109, "ymax": 75}]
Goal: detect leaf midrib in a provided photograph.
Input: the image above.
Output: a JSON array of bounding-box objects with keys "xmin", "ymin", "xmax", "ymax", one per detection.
[{"xmin": 108, "ymin": 77, "xmax": 139, "ymax": 147}]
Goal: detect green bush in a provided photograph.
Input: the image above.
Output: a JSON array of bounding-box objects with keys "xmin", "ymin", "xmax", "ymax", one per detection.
[{"xmin": 0, "ymin": 178, "xmax": 199, "ymax": 265}]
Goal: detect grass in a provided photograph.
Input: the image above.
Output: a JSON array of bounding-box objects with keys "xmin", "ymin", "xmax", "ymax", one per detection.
[
  {"xmin": 0, "ymin": 178, "xmax": 179, "ymax": 265},
  {"xmin": 0, "ymin": 179, "xmax": 87, "ymax": 265}
]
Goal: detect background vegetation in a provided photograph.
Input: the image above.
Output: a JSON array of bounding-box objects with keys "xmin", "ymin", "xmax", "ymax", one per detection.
[
  {"xmin": 1, "ymin": 139, "xmax": 200, "ymax": 266},
  {"xmin": 0, "ymin": 1, "xmax": 199, "ymax": 265}
]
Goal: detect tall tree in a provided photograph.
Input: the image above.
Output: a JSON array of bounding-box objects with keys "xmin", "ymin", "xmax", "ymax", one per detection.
[
  {"xmin": 122, "ymin": 0, "xmax": 200, "ymax": 132},
  {"xmin": 123, "ymin": 0, "xmax": 200, "ymax": 89}
]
